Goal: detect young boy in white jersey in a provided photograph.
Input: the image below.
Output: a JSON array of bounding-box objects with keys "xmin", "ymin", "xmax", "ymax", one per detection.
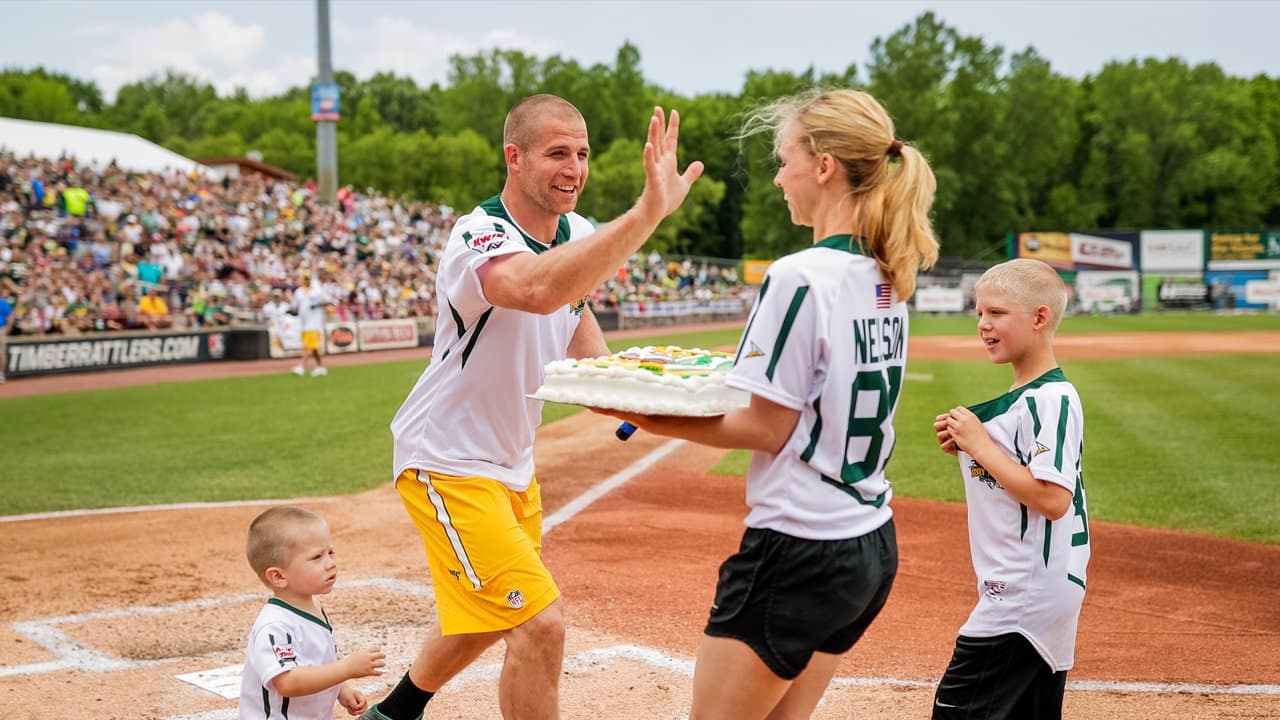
[
  {"xmin": 240, "ymin": 506, "xmax": 386, "ymax": 719},
  {"xmin": 932, "ymin": 258, "xmax": 1091, "ymax": 719}
]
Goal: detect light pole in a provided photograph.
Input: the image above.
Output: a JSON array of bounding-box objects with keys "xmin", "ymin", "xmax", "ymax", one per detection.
[{"xmin": 312, "ymin": 0, "xmax": 338, "ymax": 204}]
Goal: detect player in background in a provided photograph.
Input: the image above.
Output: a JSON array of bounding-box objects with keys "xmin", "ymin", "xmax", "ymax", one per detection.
[
  {"xmin": 932, "ymin": 258, "xmax": 1090, "ymax": 719},
  {"xmin": 362, "ymin": 95, "xmax": 702, "ymax": 720},
  {"xmin": 292, "ymin": 271, "xmax": 333, "ymax": 377},
  {"xmin": 240, "ymin": 506, "xmax": 385, "ymax": 719},
  {"xmin": 597, "ymin": 88, "xmax": 939, "ymax": 719}
]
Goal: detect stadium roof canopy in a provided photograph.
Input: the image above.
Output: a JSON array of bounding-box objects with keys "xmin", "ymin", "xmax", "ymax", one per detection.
[{"xmin": 0, "ymin": 116, "xmax": 216, "ymax": 177}]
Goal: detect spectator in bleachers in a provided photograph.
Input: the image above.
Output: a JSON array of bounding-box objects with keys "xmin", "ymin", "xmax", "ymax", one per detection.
[{"xmin": 0, "ymin": 149, "xmax": 746, "ymax": 337}]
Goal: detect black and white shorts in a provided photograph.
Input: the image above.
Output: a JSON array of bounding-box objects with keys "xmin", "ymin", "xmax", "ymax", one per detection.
[
  {"xmin": 932, "ymin": 632, "xmax": 1067, "ymax": 720},
  {"xmin": 704, "ymin": 519, "xmax": 898, "ymax": 679}
]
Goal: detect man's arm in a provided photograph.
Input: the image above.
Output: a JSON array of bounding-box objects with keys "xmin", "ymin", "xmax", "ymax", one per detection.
[
  {"xmin": 478, "ymin": 107, "xmax": 703, "ymax": 314},
  {"xmin": 566, "ymin": 308, "xmax": 609, "ymax": 359}
]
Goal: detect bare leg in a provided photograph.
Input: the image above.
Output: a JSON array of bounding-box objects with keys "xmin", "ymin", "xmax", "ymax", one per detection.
[
  {"xmin": 763, "ymin": 651, "xmax": 842, "ymax": 720},
  {"xmin": 498, "ymin": 599, "xmax": 565, "ymax": 720},
  {"xmin": 690, "ymin": 636, "xmax": 791, "ymax": 720},
  {"xmin": 407, "ymin": 624, "xmax": 503, "ymax": 692}
]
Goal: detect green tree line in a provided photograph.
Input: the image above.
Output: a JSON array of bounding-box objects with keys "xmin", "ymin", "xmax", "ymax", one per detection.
[{"xmin": 3, "ymin": 12, "xmax": 1278, "ymax": 259}]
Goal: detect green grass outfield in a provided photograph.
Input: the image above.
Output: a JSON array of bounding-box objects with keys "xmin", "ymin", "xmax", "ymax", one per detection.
[{"xmin": 2, "ymin": 312, "xmax": 1277, "ymax": 543}]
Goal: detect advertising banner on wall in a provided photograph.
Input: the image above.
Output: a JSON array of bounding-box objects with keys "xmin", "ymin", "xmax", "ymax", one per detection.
[
  {"xmin": 1244, "ymin": 278, "xmax": 1280, "ymax": 308},
  {"xmin": 357, "ymin": 318, "xmax": 419, "ymax": 351},
  {"xmin": 1140, "ymin": 229, "xmax": 1204, "ymax": 272},
  {"xmin": 325, "ymin": 321, "xmax": 360, "ymax": 355},
  {"xmin": 1144, "ymin": 274, "xmax": 1208, "ymax": 309},
  {"xmin": 621, "ymin": 298, "xmax": 748, "ymax": 318},
  {"xmin": 742, "ymin": 260, "xmax": 773, "ymax": 284},
  {"xmin": 1074, "ymin": 271, "xmax": 1140, "ymax": 313},
  {"xmin": 1207, "ymin": 231, "xmax": 1280, "ymax": 270},
  {"xmin": 268, "ymin": 314, "xmax": 303, "ymax": 358},
  {"xmin": 4, "ymin": 330, "xmax": 228, "ymax": 378},
  {"xmin": 913, "ymin": 286, "xmax": 966, "ymax": 313},
  {"xmin": 1071, "ymin": 233, "xmax": 1136, "ymax": 269},
  {"xmin": 1016, "ymin": 232, "xmax": 1074, "ymax": 267},
  {"xmin": 1204, "ymin": 270, "xmax": 1272, "ymax": 309}
]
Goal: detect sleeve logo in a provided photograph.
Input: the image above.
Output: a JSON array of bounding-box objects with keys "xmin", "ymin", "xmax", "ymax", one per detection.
[{"xmin": 463, "ymin": 229, "xmax": 507, "ymax": 254}]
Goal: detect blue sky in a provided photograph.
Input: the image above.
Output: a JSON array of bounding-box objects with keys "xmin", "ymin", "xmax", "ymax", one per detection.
[{"xmin": 5, "ymin": 1, "xmax": 1277, "ymax": 100}]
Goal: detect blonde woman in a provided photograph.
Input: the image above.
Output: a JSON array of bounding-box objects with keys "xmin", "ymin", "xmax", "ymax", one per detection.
[{"xmin": 600, "ymin": 88, "xmax": 939, "ymax": 718}]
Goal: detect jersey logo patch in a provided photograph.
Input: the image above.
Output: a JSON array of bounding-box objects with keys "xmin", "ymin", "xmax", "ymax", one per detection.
[
  {"xmin": 507, "ymin": 589, "xmax": 525, "ymax": 609},
  {"xmin": 983, "ymin": 579, "xmax": 1007, "ymax": 601},
  {"xmin": 1035, "ymin": 441, "xmax": 1051, "ymax": 456},
  {"xmin": 969, "ymin": 460, "xmax": 1004, "ymax": 490},
  {"xmin": 569, "ymin": 296, "xmax": 586, "ymax": 316},
  {"xmin": 463, "ymin": 230, "xmax": 507, "ymax": 254},
  {"xmin": 743, "ymin": 341, "xmax": 764, "ymax": 359},
  {"xmin": 272, "ymin": 643, "xmax": 297, "ymax": 666}
]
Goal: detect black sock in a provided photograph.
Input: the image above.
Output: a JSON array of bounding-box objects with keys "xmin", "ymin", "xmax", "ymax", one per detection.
[{"xmin": 375, "ymin": 672, "xmax": 435, "ymax": 720}]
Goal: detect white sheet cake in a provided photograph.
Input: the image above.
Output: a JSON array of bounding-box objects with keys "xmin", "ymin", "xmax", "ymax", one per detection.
[{"xmin": 534, "ymin": 346, "xmax": 751, "ymax": 416}]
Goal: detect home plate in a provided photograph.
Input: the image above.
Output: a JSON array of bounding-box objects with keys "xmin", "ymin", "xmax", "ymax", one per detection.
[{"xmin": 176, "ymin": 664, "xmax": 241, "ymax": 699}]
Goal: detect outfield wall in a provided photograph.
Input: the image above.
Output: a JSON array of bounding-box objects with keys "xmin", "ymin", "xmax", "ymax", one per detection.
[{"xmin": 2, "ymin": 306, "xmax": 757, "ymax": 379}]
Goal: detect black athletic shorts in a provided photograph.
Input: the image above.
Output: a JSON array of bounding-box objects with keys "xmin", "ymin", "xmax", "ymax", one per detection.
[
  {"xmin": 704, "ymin": 519, "xmax": 898, "ymax": 679},
  {"xmin": 932, "ymin": 633, "xmax": 1067, "ymax": 720}
]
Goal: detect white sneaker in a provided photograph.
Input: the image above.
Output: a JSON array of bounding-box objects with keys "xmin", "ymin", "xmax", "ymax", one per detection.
[
  {"xmin": 291, "ymin": 365, "xmax": 305, "ymax": 376},
  {"xmin": 311, "ymin": 367, "xmax": 328, "ymax": 377}
]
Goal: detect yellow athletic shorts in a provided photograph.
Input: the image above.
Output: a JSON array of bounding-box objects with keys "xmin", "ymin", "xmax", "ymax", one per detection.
[
  {"xmin": 301, "ymin": 330, "xmax": 321, "ymax": 351},
  {"xmin": 396, "ymin": 469, "xmax": 560, "ymax": 635}
]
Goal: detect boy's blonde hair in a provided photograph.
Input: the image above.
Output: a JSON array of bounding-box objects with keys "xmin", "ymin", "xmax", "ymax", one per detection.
[
  {"xmin": 974, "ymin": 259, "xmax": 1068, "ymax": 332},
  {"xmin": 246, "ymin": 506, "xmax": 327, "ymax": 580}
]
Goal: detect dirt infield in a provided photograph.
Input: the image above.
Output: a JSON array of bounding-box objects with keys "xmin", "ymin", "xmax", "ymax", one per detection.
[{"xmin": 2, "ymin": 327, "xmax": 1279, "ymax": 719}]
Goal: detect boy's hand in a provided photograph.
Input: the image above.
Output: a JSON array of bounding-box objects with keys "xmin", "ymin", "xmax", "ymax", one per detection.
[
  {"xmin": 338, "ymin": 684, "xmax": 368, "ymax": 715},
  {"xmin": 934, "ymin": 412, "xmax": 958, "ymax": 456},
  {"xmin": 342, "ymin": 646, "xmax": 386, "ymax": 679},
  {"xmin": 945, "ymin": 406, "xmax": 992, "ymax": 456}
]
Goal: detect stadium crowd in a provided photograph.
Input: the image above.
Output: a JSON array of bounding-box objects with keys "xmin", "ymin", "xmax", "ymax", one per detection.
[{"xmin": 0, "ymin": 150, "xmax": 746, "ymax": 338}]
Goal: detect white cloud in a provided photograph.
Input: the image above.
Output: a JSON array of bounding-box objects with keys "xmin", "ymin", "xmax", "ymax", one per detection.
[
  {"xmin": 71, "ymin": 11, "xmax": 559, "ymax": 100},
  {"xmin": 75, "ymin": 11, "xmax": 294, "ymax": 99},
  {"xmin": 335, "ymin": 16, "xmax": 558, "ymax": 88}
]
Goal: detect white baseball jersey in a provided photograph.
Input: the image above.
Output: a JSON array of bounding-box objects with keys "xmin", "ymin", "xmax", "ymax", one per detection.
[
  {"xmin": 955, "ymin": 368, "xmax": 1090, "ymax": 671},
  {"xmin": 239, "ymin": 598, "xmax": 339, "ymax": 720},
  {"xmin": 727, "ymin": 234, "xmax": 904, "ymax": 540},
  {"xmin": 294, "ymin": 285, "xmax": 331, "ymax": 332},
  {"xmin": 391, "ymin": 195, "xmax": 595, "ymax": 491}
]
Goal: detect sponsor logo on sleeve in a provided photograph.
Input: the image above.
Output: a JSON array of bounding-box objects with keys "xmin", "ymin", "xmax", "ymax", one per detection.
[
  {"xmin": 1035, "ymin": 441, "xmax": 1051, "ymax": 456},
  {"xmin": 743, "ymin": 341, "xmax": 765, "ymax": 359},
  {"xmin": 272, "ymin": 643, "xmax": 298, "ymax": 666},
  {"xmin": 463, "ymin": 229, "xmax": 508, "ymax": 254}
]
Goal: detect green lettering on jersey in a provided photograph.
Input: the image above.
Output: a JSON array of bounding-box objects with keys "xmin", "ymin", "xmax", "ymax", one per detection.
[{"xmin": 821, "ymin": 365, "xmax": 903, "ymax": 505}]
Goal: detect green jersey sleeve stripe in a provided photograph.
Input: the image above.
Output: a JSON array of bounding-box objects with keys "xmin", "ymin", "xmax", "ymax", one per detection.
[
  {"xmin": 1054, "ymin": 395, "xmax": 1070, "ymax": 472},
  {"xmin": 766, "ymin": 285, "xmax": 809, "ymax": 381},
  {"xmin": 800, "ymin": 396, "xmax": 822, "ymax": 462},
  {"xmin": 1026, "ymin": 396, "xmax": 1042, "ymax": 437}
]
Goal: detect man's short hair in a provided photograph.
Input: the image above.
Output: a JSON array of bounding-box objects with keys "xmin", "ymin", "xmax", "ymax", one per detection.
[
  {"xmin": 503, "ymin": 94, "xmax": 584, "ymax": 150},
  {"xmin": 245, "ymin": 506, "xmax": 326, "ymax": 580}
]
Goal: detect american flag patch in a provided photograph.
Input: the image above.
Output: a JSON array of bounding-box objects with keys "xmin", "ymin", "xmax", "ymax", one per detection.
[{"xmin": 875, "ymin": 284, "xmax": 892, "ymax": 308}]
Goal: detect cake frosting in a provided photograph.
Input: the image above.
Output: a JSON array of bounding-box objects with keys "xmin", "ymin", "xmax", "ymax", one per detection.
[{"xmin": 534, "ymin": 346, "xmax": 751, "ymax": 416}]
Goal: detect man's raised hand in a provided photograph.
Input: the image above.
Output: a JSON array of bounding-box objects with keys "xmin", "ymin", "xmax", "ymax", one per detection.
[{"xmin": 639, "ymin": 107, "xmax": 704, "ymax": 220}]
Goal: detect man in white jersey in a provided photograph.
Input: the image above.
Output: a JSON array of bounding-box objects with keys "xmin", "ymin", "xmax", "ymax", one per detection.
[
  {"xmin": 933, "ymin": 258, "xmax": 1090, "ymax": 720},
  {"xmin": 595, "ymin": 89, "xmax": 940, "ymax": 719},
  {"xmin": 361, "ymin": 95, "xmax": 702, "ymax": 720},
  {"xmin": 292, "ymin": 271, "xmax": 333, "ymax": 377}
]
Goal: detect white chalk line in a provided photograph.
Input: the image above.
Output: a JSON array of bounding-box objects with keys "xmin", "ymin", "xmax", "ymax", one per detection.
[
  {"xmin": 543, "ymin": 438, "xmax": 685, "ymax": 533},
  {"xmin": 0, "ymin": 496, "xmax": 342, "ymax": 523}
]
